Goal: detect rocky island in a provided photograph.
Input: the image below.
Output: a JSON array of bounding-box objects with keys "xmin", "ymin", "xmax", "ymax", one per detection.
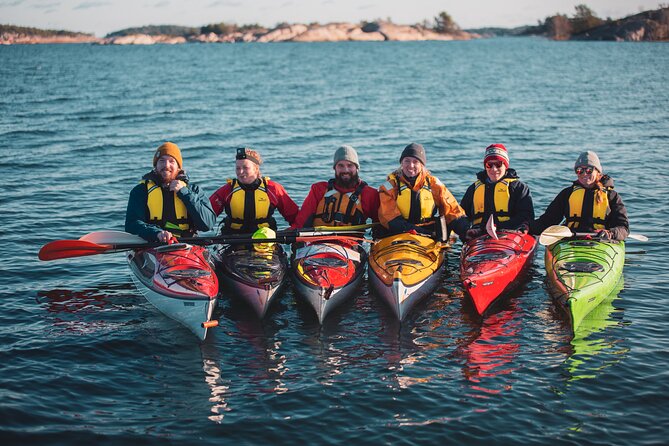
[{"xmin": 2, "ymin": 6, "xmax": 667, "ymax": 45}]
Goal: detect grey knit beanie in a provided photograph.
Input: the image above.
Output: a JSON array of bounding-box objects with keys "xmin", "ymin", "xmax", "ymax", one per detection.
[
  {"xmin": 575, "ymin": 151, "xmax": 603, "ymax": 173},
  {"xmin": 333, "ymin": 145, "xmax": 359, "ymax": 168}
]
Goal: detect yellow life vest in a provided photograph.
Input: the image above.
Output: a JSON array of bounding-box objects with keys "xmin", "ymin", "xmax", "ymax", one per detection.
[
  {"xmin": 389, "ymin": 173, "xmax": 436, "ymax": 223},
  {"xmin": 472, "ymin": 178, "xmax": 518, "ymax": 225},
  {"xmin": 224, "ymin": 177, "xmax": 276, "ymax": 232},
  {"xmin": 312, "ymin": 179, "xmax": 367, "ymax": 227},
  {"xmin": 566, "ymin": 185, "xmax": 609, "ymax": 230},
  {"xmin": 143, "ymin": 180, "xmax": 191, "ymax": 235}
]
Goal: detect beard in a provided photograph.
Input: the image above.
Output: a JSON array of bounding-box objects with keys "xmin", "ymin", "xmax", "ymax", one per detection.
[
  {"xmin": 156, "ymin": 168, "xmax": 179, "ymax": 185},
  {"xmin": 335, "ymin": 171, "xmax": 359, "ymax": 189}
]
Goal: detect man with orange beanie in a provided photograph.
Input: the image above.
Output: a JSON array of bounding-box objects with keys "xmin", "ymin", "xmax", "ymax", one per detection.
[{"xmin": 125, "ymin": 142, "xmax": 216, "ymax": 242}]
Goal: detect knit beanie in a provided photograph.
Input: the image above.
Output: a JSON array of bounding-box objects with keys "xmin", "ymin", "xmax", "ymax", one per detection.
[
  {"xmin": 400, "ymin": 143, "xmax": 427, "ymax": 165},
  {"xmin": 333, "ymin": 145, "xmax": 359, "ymax": 168},
  {"xmin": 153, "ymin": 142, "xmax": 183, "ymax": 168},
  {"xmin": 574, "ymin": 151, "xmax": 603, "ymax": 173},
  {"xmin": 484, "ymin": 144, "xmax": 509, "ymax": 168}
]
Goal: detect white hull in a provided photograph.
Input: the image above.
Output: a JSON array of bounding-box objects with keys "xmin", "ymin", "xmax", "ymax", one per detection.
[
  {"xmin": 130, "ymin": 272, "xmax": 215, "ymax": 340},
  {"xmin": 294, "ymin": 272, "xmax": 364, "ymax": 323},
  {"xmin": 369, "ymin": 268, "xmax": 442, "ymax": 321}
]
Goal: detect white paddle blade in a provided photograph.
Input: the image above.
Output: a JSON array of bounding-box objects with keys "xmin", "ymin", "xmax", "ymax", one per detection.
[
  {"xmin": 485, "ymin": 214, "xmax": 498, "ymax": 240},
  {"xmin": 80, "ymin": 230, "xmax": 148, "ymax": 245},
  {"xmin": 539, "ymin": 225, "xmax": 574, "ymax": 246}
]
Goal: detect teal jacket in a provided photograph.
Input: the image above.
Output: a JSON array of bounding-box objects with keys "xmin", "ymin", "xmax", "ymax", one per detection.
[{"xmin": 124, "ymin": 170, "xmax": 216, "ymax": 242}]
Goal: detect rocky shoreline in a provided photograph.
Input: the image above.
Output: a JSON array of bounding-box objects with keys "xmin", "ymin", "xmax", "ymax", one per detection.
[{"xmin": 1, "ymin": 22, "xmax": 476, "ymax": 45}]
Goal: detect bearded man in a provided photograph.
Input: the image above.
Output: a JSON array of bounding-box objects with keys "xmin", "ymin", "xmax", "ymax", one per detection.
[
  {"xmin": 125, "ymin": 142, "xmax": 216, "ymax": 243},
  {"xmin": 292, "ymin": 145, "xmax": 379, "ymax": 229}
]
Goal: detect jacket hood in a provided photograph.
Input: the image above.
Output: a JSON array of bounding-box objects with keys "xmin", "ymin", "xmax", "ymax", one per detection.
[{"xmin": 476, "ymin": 167, "xmax": 519, "ymax": 182}]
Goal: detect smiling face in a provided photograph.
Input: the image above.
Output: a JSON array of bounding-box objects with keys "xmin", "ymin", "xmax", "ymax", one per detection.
[
  {"xmin": 485, "ymin": 160, "xmax": 507, "ymax": 182},
  {"xmin": 575, "ymin": 165, "xmax": 601, "ymax": 188},
  {"xmin": 334, "ymin": 160, "xmax": 359, "ymax": 188},
  {"xmin": 155, "ymin": 155, "xmax": 180, "ymax": 184},
  {"xmin": 236, "ymin": 159, "xmax": 260, "ymax": 185},
  {"xmin": 401, "ymin": 157, "xmax": 423, "ymax": 178}
]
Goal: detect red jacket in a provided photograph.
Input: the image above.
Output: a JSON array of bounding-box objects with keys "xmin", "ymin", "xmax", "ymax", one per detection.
[
  {"xmin": 292, "ymin": 180, "xmax": 380, "ymax": 229},
  {"xmin": 209, "ymin": 178, "xmax": 299, "ymax": 226}
]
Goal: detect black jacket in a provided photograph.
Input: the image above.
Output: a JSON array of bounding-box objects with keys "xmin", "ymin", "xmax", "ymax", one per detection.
[
  {"xmin": 460, "ymin": 168, "xmax": 534, "ymax": 230},
  {"xmin": 530, "ymin": 175, "xmax": 629, "ymax": 241}
]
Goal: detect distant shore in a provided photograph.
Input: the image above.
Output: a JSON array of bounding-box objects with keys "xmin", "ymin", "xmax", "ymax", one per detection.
[
  {"xmin": 2, "ymin": 7, "xmax": 667, "ymax": 45},
  {"xmin": 0, "ymin": 22, "xmax": 477, "ymax": 45}
]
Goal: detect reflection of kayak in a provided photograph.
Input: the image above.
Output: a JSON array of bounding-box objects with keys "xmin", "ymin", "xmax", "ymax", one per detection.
[
  {"xmin": 545, "ymin": 238, "xmax": 625, "ymax": 333},
  {"xmin": 127, "ymin": 244, "xmax": 218, "ymax": 340},
  {"xmin": 460, "ymin": 231, "xmax": 536, "ymax": 316},
  {"xmin": 369, "ymin": 233, "xmax": 446, "ymax": 321},
  {"xmin": 568, "ymin": 277, "xmax": 625, "ymax": 380},
  {"xmin": 214, "ymin": 245, "xmax": 288, "ymax": 318},
  {"xmin": 291, "ymin": 241, "xmax": 367, "ymax": 323}
]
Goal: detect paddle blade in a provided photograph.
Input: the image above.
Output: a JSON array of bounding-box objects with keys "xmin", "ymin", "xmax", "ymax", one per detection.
[
  {"xmin": 80, "ymin": 230, "xmax": 147, "ymax": 245},
  {"xmin": 539, "ymin": 225, "xmax": 574, "ymax": 246},
  {"xmin": 485, "ymin": 215, "xmax": 498, "ymax": 240},
  {"xmin": 38, "ymin": 240, "xmax": 113, "ymax": 261}
]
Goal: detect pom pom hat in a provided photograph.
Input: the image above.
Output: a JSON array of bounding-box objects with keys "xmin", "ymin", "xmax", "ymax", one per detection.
[{"xmin": 484, "ymin": 144, "xmax": 509, "ymax": 168}]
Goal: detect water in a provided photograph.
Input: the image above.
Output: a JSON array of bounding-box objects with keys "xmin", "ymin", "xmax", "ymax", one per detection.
[{"xmin": 1, "ymin": 39, "xmax": 668, "ymax": 444}]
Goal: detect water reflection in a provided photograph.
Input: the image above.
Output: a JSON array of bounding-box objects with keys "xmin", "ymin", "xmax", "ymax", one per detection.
[
  {"xmin": 566, "ymin": 278, "xmax": 628, "ymax": 382},
  {"xmin": 456, "ymin": 299, "xmax": 521, "ymax": 398},
  {"xmin": 35, "ymin": 284, "xmax": 137, "ymax": 334},
  {"xmin": 373, "ymin": 286, "xmax": 456, "ymax": 390}
]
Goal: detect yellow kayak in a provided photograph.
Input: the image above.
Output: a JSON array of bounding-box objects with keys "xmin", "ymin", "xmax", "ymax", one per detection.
[{"xmin": 368, "ymin": 233, "xmax": 447, "ymax": 320}]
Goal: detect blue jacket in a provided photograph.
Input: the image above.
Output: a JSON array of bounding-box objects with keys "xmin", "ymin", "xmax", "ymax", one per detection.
[{"xmin": 124, "ymin": 170, "xmax": 216, "ymax": 242}]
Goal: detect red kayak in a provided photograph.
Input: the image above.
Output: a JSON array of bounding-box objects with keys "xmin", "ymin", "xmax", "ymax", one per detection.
[{"xmin": 460, "ymin": 231, "xmax": 537, "ymax": 316}]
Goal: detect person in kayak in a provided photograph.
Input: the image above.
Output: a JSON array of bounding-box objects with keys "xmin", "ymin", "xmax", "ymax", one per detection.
[
  {"xmin": 460, "ymin": 143, "xmax": 534, "ymax": 241},
  {"xmin": 292, "ymin": 145, "xmax": 379, "ymax": 229},
  {"xmin": 377, "ymin": 143, "xmax": 469, "ymax": 240},
  {"xmin": 530, "ymin": 151, "xmax": 629, "ymax": 241},
  {"xmin": 210, "ymin": 147, "xmax": 299, "ymax": 234},
  {"xmin": 125, "ymin": 142, "xmax": 216, "ymax": 243}
]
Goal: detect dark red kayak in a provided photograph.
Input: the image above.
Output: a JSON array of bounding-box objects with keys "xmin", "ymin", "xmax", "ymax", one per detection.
[{"xmin": 460, "ymin": 231, "xmax": 537, "ymax": 316}]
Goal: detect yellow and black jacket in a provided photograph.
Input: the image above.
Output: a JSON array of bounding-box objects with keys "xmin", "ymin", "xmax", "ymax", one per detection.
[{"xmin": 460, "ymin": 169, "xmax": 534, "ymax": 230}]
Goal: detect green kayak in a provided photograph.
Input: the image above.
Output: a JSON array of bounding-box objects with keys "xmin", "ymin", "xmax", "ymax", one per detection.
[{"xmin": 545, "ymin": 238, "xmax": 625, "ymax": 333}]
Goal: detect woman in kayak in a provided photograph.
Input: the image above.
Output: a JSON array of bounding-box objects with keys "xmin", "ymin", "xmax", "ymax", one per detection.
[
  {"xmin": 210, "ymin": 147, "xmax": 299, "ymax": 234},
  {"xmin": 377, "ymin": 143, "xmax": 469, "ymax": 240},
  {"xmin": 530, "ymin": 151, "xmax": 629, "ymax": 240},
  {"xmin": 460, "ymin": 144, "xmax": 534, "ymax": 240}
]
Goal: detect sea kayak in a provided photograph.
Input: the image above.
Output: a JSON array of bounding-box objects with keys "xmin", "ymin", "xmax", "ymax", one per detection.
[
  {"xmin": 460, "ymin": 231, "xmax": 537, "ymax": 316},
  {"xmin": 368, "ymin": 233, "xmax": 446, "ymax": 321},
  {"xmin": 545, "ymin": 238, "xmax": 625, "ymax": 333},
  {"xmin": 214, "ymin": 244, "xmax": 288, "ymax": 318},
  {"xmin": 291, "ymin": 241, "xmax": 367, "ymax": 323},
  {"xmin": 127, "ymin": 243, "xmax": 219, "ymax": 340}
]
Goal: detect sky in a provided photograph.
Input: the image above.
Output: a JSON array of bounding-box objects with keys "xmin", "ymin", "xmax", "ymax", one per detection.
[{"xmin": 1, "ymin": 0, "xmax": 665, "ymax": 37}]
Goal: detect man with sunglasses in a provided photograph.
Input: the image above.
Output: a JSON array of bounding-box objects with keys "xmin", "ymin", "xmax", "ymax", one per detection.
[
  {"xmin": 530, "ymin": 151, "xmax": 629, "ymax": 241},
  {"xmin": 461, "ymin": 143, "xmax": 534, "ymax": 241}
]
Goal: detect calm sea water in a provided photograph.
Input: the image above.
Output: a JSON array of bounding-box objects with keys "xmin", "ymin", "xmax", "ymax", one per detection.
[{"xmin": 1, "ymin": 39, "xmax": 668, "ymax": 445}]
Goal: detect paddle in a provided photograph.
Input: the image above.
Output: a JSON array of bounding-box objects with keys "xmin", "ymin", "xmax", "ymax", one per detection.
[
  {"xmin": 539, "ymin": 225, "xmax": 649, "ymax": 246},
  {"xmin": 485, "ymin": 215, "xmax": 499, "ymax": 240},
  {"xmin": 39, "ymin": 233, "xmax": 370, "ymax": 261}
]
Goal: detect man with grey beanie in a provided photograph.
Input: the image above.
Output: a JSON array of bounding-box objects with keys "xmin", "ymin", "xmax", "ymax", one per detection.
[
  {"xmin": 292, "ymin": 145, "xmax": 380, "ymax": 228},
  {"xmin": 530, "ymin": 150, "xmax": 629, "ymax": 241}
]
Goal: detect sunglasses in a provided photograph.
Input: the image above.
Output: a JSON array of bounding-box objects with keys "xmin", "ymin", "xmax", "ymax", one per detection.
[
  {"xmin": 575, "ymin": 166, "xmax": 595, "ymax": 175},
  {"xmin": 485, "ymin": 161, "xmax": 504, "ymax": 169}
]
